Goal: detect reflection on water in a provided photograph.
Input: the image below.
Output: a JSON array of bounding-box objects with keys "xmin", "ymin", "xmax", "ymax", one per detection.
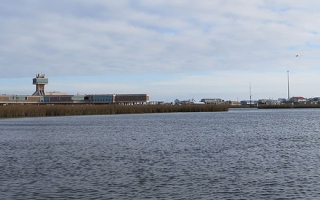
[{"xmin": 1, "ymin": 109, "xmax": 320, "ymax": 199}]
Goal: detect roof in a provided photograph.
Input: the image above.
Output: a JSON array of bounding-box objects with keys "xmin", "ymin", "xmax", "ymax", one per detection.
[
  {"xmin": 45, "ymin": 91, "xmax": 68, "ymax": 95},
  {"xmin": 292, "ymin": 96, "xmax": 305, "ymax": 100}
]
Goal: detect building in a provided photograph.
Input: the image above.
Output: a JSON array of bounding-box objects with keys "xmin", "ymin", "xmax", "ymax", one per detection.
[
  {"xmin": 288, "ymin": 96, "xmax": 306, "ymax": 104},
  {"xmin": 258, "ymin": 99, "xmax": 282, "ymax": 105},
  {"xmin": 32, "ymin": 74, "xmax": 48, "ymax": 96},
  {"xmin": 310, "ymin": 97, "xmax": 320, "ymax": 104},
  {"xmin": 240, "ymin": 100, "xmax": 258, "ymax": 106},
  {"xmin": 200, "ymin": 98, "xmax": 224, "ymax": 104},
  {"xmin": 174, "ymin": 99, "xmax": 197, "ymax": 105},
  {"xmin": 0, "ymin": 74, "xmax": 149, "ymax": 105}
]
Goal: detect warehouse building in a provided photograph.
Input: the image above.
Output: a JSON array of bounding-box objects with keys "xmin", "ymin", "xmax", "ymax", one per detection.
[
  {"xmin": 0, "ymin": 74, "xmax": 149, "ymax": 105},
  {"xmin": 200, "ymin": 98, "xmax": 224, "ymax": 104}
]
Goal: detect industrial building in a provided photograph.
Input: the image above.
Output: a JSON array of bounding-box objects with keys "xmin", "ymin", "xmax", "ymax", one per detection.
[
  {"xmin": 0, "ymin": 74, "xmax": 149, "ymax": 105},
  {"xmin": 200, "ymin": 98, "xmax": 224, "ymax": 104}
]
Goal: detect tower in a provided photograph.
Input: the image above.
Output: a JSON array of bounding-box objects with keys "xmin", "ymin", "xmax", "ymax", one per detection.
[
  {"xmin": 287, "ymin": 70, "xmax": 290, "ymax": 100},
  {"xmin": 32, "ymin": 74, "xmax": 48, "ymax": 96}
]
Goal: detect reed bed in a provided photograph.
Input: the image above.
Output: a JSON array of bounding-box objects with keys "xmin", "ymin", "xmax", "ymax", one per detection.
[{"xmin": 0, "ymin": 104, "xmax": 228, "ymax": 118}]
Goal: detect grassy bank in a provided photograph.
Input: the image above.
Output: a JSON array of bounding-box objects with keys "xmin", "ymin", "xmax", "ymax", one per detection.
[
  {"xmin": 258, "ymin": 104, "xmax": 320, "ymax": 109},
  {"xmin": 0, "ymin": 104, "xmax": 228, "ymax": 118}
]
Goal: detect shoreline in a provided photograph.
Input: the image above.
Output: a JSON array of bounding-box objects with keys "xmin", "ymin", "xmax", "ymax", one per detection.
[
  {"xmin": 0, "ymin": 104, "xmax": 229, "ymax": 119},
  {"xmin": 257, "ymin": 104, "xmax": 320, "ymax": 109}
]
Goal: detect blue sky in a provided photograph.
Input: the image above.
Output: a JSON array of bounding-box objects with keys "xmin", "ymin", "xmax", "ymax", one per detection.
[{"xmin": 1, "ymin": 0, "xmax": 320, "ymax": 102}]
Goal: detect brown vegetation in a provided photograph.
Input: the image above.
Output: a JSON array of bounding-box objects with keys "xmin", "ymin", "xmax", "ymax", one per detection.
[{"xmin": 0, "ymin": 104, "xmax": 228, "ymax": 118}]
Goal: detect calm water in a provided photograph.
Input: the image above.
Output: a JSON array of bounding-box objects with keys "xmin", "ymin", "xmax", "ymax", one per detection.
[{"xmin": 1, "ymin": 108, "xmax": 320, "ymax": 199}]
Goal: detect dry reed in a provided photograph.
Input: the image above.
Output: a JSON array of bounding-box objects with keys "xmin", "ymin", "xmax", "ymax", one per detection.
[{"xmin": 0, "ymin": 104, "xmax": 228, "ymax": 118}]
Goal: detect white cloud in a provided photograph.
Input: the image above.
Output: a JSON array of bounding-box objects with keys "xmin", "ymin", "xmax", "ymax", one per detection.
[{"xmin": 1, "ymin": 0, "xmax": 320, "ymax": 101}]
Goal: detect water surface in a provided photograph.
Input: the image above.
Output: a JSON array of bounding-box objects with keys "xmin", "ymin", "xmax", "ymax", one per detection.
[{"xmin": 1, "ymin": 109, "xmax": 320, "ymax": 199}]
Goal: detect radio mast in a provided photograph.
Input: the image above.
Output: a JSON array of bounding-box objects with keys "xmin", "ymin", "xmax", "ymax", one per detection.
[
  {"xmin": 250, "ymin": 82, "xmax": 252, "ymax": 107},
  {"xmin": 287, "ymin": 70, "xmax": 290, "ymax": 100}
]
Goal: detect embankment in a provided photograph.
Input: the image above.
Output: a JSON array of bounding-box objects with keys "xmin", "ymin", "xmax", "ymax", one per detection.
[
  {"xmin": 0, "ymin": 104, "xmax": 229, "ymax": 118},
  {"xmin": 258, "ymin": 104, "xmax": 320, "ymax": 109}
]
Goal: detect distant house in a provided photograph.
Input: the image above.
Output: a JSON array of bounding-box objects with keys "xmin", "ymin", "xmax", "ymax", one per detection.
[
  {"xmin": 312, "ymin": 97, "xmax": 320, "ymax": 102},
  {"xmin": 258, "ymin": 99, "xmax": 268, "ymax": 105},
  {"xmin": 175, "ymin": 99, "xmax": 196, "ymax": 105},
  {"xmin": 311, "ymin": 97, "xmax": 320, "ymax": 103},
  {"xmin": 305, "ymin": 97, "xmax": 320, "ymax": 104},
  {"xmin": 240, "ymin": 100, "xmax": 258, "ymax": 105},
  {"xmin": 258, "ymin": 99, "xmax": 282, "ymax": 105},
  {"xmin": 289, "ymin": 96, "xmax": 306, "ymax": 103},
  {"xmin": 278, "ymin": 98, "xmax": 287, "ymax": 103},
  {"xmin": 266, "ymin": 100, "xmax": 282, "ymax": 105},
  {"xmin": 229, "ymin": 101, "xmax": 240, "ymax": 105}
]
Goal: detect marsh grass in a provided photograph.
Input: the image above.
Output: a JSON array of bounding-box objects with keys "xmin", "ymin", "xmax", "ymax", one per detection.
[{"xmin": 0, "ymin": 104, "xmax": 228, "ymax": 118}]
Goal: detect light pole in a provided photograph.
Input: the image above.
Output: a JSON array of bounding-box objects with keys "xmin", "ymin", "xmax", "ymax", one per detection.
[
  {"xmin": 250, "ymin": 82, "xmax": 252, "ymax": 107},
  {"xmin": 287, "ymin": 70, "xmax": 290, "ymax": 100}
]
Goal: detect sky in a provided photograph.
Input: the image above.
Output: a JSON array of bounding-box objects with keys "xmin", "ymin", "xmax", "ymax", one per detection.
[{"xmin": 1, "ymin": 0, "xmax": 320, "ymax": 102}]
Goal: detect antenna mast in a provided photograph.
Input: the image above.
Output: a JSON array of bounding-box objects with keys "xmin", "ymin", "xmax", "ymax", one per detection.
[
  {"xmin": 287, "ymin": 70, "xmax": 290, "ymax": 100},
  {"xmin": 250, "ymin": 82, "xmax": 252, "ymax": 107}
]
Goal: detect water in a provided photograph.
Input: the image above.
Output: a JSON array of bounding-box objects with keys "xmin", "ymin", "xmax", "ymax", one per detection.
[{"xmin": 1, "ymin": 108, "xmax": 320, "ymax": 199}]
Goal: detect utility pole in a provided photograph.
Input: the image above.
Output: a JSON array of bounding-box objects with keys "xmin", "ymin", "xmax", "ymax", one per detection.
[
  {"xmin": 250, "ymin": 82, "xmax": 252, "ymax": 107},
  {"xmin": 287, "ymin": 70, "xmax": 290, "ymax": 100}
]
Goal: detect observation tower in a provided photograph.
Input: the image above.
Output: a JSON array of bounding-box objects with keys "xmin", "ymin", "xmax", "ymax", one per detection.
[{"xmin": 32, "ymin": 74, "xmax": 48, "ymax": 96}]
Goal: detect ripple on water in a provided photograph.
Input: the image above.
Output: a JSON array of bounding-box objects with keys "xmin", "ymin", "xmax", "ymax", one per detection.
[{"xmin": 1, "ymin": 110, "xmax": 320, "ymax": 199}]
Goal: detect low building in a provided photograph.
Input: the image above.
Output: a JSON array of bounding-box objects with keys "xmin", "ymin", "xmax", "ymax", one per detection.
[
  {"xmin": 0, "ymin": 74, "xmax": 150, "ymax": 105},
  {"xmin": 180, "ymin": 99, "xmax": 196, "ymax": 105},
  {"xmin": 240, "ymin": 100, "xmax": 258, "ymax": 106},
  {"xmin": 200, "ymin": 98, "xmax": 224, "ymax": 104},
  {"xmin": 229, "ymin": 101, "xmax": 240, "ymax": 105},
  {"xmin": 115, "ymin": 94, "xmax": 149, "ymax": 105},
  {"xmin": 288, "ymin": 96, "xmax": 306, "ymax": 104},
  {"xmin": 258, "ymin": 99, "xmax": 282, "ymax": 105}
]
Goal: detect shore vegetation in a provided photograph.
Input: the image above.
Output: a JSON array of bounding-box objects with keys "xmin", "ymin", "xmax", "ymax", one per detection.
[{"xmin": 0, "ymin": 104, "xmax": 228, "ymax": 118}]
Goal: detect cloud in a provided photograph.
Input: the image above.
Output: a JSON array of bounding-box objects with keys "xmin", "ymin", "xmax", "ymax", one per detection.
[{"xmin": 1, "ymin": 0, "xmax": 320, "ymax": 101}]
